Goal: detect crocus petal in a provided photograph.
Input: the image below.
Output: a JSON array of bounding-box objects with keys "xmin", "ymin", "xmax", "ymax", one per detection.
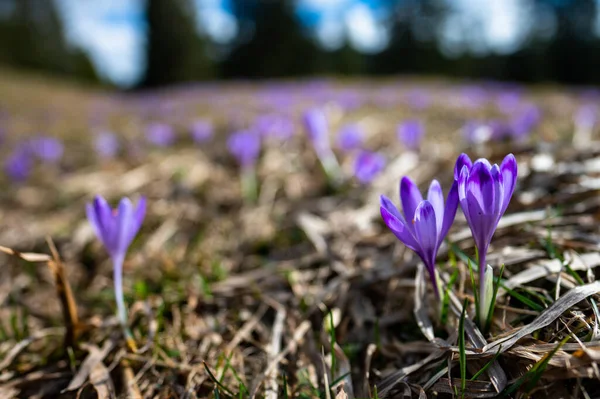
[
  {"xmin": 115, "ymin": 198, "xmax": 134, "ymax": 257},
  {"xmin": 458, "ymin": 167, "xmax": 471, "ymax": 223},
  {"xmin": 413, "ymin": 200, "xmax": 437, "ymax": 270},
  {"xmin": 426, "ymin": 179, "xmax": 444, "ymax": 236},
  {"xmin": 454, "ymin": 153, "xmax": 472, "ymax": 180},
  {"xmin": 86, "ymin": 202, "xmax": 107, "ymax": 248},
  {"xmin": 380, "ymin": 196, "xmax": 420, "ymax": 251},
  {"xmin": 400, "ymin": 176, "xmax": 423, "ymax": 221},
  {"xmin": 465, "ymin": 190, "xmax": 496, "ymax": 251},
  {"xmin": 439, "ymin": 180, "xmax": 459, "ymax": 247},
  {"xmin": 92, "ymin": 195, "xmax": 115, "ymax": 249},
  {"xmin": 467, "ymin": 161, "xmax": 494, "ymax": 215},
  {"xmin": 499, "ymin": 154, "xmax": 517, "ymax": 215},
  {"xmin": 490, "ymin": 164, "xmax": 504, "ymax": 216},
  {"xmin": 127, "ymin": 197, "xmax": 146, "ymax": 245}
]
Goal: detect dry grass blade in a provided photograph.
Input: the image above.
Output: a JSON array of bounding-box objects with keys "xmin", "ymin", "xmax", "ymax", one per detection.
[
  {"xmin": 0, "ymin": 327, "xmax": 64, "ymax": 371},
  {"xmin": 46, "ymin": 237, "xmax": 80, "ymax": 348},
  {"xmin": 63, "ymin": 340, "xmax": 116, "ymax": 392},
  {"xmin": 88, "ymin": 357, "xmax": 116, "ymax": 399},
  {"xmin": 484, "ymin": 281, "xmax": 600, "ymax": 355},
  {"xmin": 498, "ymin": 252, "xmax": 600, "ymax": 297},
  {"xmin": 266, "ymin": 308, "xmax": 286, "ymax": 399},
  {"xmin": 413, "ymin": 264, "xmax": 434, "ymax": 342},
  {"xmin": 0, "ymin": 245, "xmax": 51, "ymax": 262},
  {"xmin": 250, "ymin": 320, "xmax": 311, "ymax": 398}
]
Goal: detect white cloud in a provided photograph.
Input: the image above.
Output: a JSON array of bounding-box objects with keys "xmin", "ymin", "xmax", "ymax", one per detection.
[
  {"xmin": 486, "ymin": 0, "xmax": 528, "ymax": 54},
  {"xmin": 57, "ymin": 0, "xmax": 144, "ymax": 86},
  {"xmin": 345, "ymin": 3, "xmax": 388, "ymax": 53},
  {"xmin": 196, "ymin": 0, "xmax": 238, "ymax": 43},
  {"xmin": 315, "ymin": 16, "xmax": 345, "ymax": 50}
]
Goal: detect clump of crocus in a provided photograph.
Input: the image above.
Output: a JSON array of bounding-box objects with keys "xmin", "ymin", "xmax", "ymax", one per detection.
[
  {"xmin": 573, "ymin": 104, "xmax": 597, "ymax": 149},
  {"xmin": 303, "ymin": 108, "xmax": 342, "ymax": 182},
  {"xmin": 29, "ymin": 136, "xmax": 64, "ymax": 163},
  {"xmin": 86, "ymin": 195, "xmax": 146, "ymax": 328},
  {"xmin": 336, "ymin": 124, "xmax": 364, "ymax": 151},
  {"xmin": 354, "ymin": 151, "xmax": 385, "ymax": 184},
  {"xmin": 508, "ymin": 105, "xmax": 540, "ymax": 142},
  {"xmin": 94, "ymin": 131, "xmax": 120, "ymax": 159},
  {"xmin": 253, "ymin": 114, "xmax": 294, "ymax": 141},
  {"xmin": 190, "ymin": 120, "xmax": 213, "ymax": 144},
  {"xmin": 146, "ymin": 122, "xmax": 176, "ymax": 147},
  {"xmin": 397, "ymin": 120, "xmax": 424, "ymax": 152},
  {"xmin": 455, "ymin": 153, "xmax": 517, "ymax": 324},
  {"xmin": 4, "ymin": 146, "xmax": 32, "ymax": 182},
  {"xmin": 380, "ymin": 177, "xmax": 459, "ymax": 298},
  {"xmin": 227, "ymin": 130, "xmax": 261, "ymax": 201}
]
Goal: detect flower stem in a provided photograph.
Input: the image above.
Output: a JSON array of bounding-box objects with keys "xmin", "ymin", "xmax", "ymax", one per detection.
[
  {"xmin": 241, "ymin": 165, "xmax": 258, "ymax": 203},
  {"xmin": 112, "ymin": 254, "xmax": 128, "ymax": 327},
  {"xmin": 478, "ymin": 251, "xmax": 487, "ymax": 325}
]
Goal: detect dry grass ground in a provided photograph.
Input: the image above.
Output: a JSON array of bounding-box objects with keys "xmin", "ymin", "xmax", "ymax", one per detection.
[{"xmin": 0, "ymin": 71, "xmax": 599, "ymax": 398}]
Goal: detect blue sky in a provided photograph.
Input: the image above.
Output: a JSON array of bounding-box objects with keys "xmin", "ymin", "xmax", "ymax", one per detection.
[{"xmin": 55, "ymin": 0, "xmax": 538, "ymax": 87}]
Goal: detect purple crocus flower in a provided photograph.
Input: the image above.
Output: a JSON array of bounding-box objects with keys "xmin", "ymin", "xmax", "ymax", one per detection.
[
  {"xmin": 354, "ymin": 151, "xmax": 385, "ymax": 184},
  {"xmin": 190, "ymin": 120, "xmax": 213, "ymax": 144},
  {"xmin": 380, "ymin": 177, "xmax": 459, "ymax": 298},
  {"xmin": 86, "ymin": 195, "xmax": 146, "ymax": 326},
  {"xmin": 29, "ymin": 136, "xmax": 63, "ymax": 163},
  {"xmin": 397, "ymin": 120, "xmax": 424, "ymax": 151},
  {"xmin": 227, "ymin": 130, "xmax": 261, "ymax": 200},
  {"xmin": 146, "ymin": 122, "xmax": 176, "ymax": 147},
  {"xmin": 509, "ymin": 105, "xmax": 540, "ymax": 141},
  {"xmin": 455, "ymin": 153, "xmax": 517, "ymax": 322},
  {"xmin": 463, "ymin": 120, "xmax": 492, "ymax": 145},
  {"xmin": 94, "ymin": 131, "xmax": 120, "ymax": 159},
  {"xmin": 574, "ymin": 104, "xmax": 597, "ymax": 130},
  {"xmin": 336, "ymin": 124, "xmax": 364, "ymax": 151},
  {"xmin": 303, "ymin": 108, "xmax": 341, "ymax": 181},
  {"xmin": 227, "ymin": 130, "xmax": 261, "ymax": 168},
  {"xmin": 4, "ymin": 146, "xmax": 32, "ymax": 182},
  {"xmin": 253, "ymin": 114, "xmax": 294, "ymax": 141}
]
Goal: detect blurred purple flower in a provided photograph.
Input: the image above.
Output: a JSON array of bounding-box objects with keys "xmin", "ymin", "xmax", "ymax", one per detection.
[
  {"xmin": 4, "ymin": 146, "xmax": 32, "ymax": 182},
  {"xmin": 336, "ymin": 124, "xmax": 364, "ymax": 151},
  {"xmin": 94, "ymin": 131, "xmax": 120, "ymax": 159},
  {"xmin": 227, "ymin": 130, "xmax": 261, "ymax": 168},
  {"xmin": 190, "ymin": 120, "xmax": 214, "ymax": 143},
  {"xmin": 460, "ymin": 86, "xmax": 488, "ymax": 109},
  {"xmin": 303, "ymin": 108, "xmax": 341, "ymax": 181},
  {"xmin": 495, "ymin": 91, "xmax": 522, "ymax": 114},
  {"xmin": 380, "ymin": 177, "xmax": 459, "ymax": 298},
  {"xmin": 86, "ymin": 195, "xmax": 146, "ymax": 325},
  {"xmin": 253, "ymin": 114, "xmax": 294, "ymax": 141},
  {"xmin": 303, "ymin": 108, "xmax": 329, "ymax": 152},
  {"xmin": 397, "ymin": 120, "xmax": 424, "ymax": 151},
  {"xmin": 354, "ymin": 151, "xmax": 385, "ymax": 184},
  {"xmin": 146, "ymin": 123, "xmax": 176, "ymax": 147},
  {"xmin": 574, "ymin": 104, "xmax": 597, "ymax": 130},
  {"xmin": 29, "ymin": 136, "xmax": 63, "ymax": 163},
  {"xmin": 509, "ymin": 105, "xmax": 540, "ymax": 141},
  {"xmin": 405, "ymin": 89, "xmax": 430, "ymax": 110},
  {"xmin": 463, "ymin": 121, "xmax": 492, "ymax": 145},
  {"xmin": 455, "ymin": 153, "xmax": 517, "ymax": 320}
]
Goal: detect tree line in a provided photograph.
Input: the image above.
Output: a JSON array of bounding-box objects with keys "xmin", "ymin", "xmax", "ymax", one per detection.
[{"xmin": 0, "ymin": 0, "xmax": 598, "ymax": 87}]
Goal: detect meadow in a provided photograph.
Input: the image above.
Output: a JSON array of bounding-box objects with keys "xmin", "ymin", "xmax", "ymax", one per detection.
[{"xmin": 0, "ymin": 70, "xmax": 599, "ymax": 398}]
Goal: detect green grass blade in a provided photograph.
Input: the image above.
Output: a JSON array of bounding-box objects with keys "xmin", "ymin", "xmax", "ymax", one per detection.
[
  {"xmin": 328, "ymin": 310, "xmax": 336, "ymax": 378},
  {"xmin": 204, "ymin": 362, "xmax": 235, "ymax": 397},
  {"xmin": 499, "ymin": 284, "xmax": 545, "ymax": 311},
  {"xmin": 282, "ymin": 373, "xmax": 289, "ymax": 399},
  {"xmin": 459, "ymin": 298, "xmax": 468, "ymax": 398},
  {"xmin": 467, "ymin": 259, "xmax": 479, "ymax": 326},
  {"xmin": 502, "ymin": 336, "xmax": 568, "ymax": 396},
  {"xmin": 470, "ymin": 345, "xmax": 502, "ymax": 381},
  {"xmin": 484, "ymin": 263, "xmax": 505, "ymax": 334}
]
